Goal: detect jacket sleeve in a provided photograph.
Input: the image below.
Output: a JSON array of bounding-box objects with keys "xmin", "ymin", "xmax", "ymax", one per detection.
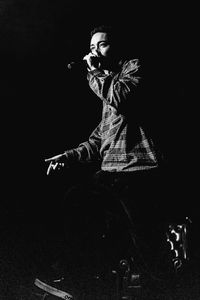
[
  {"xmin": 87, "ymin": 59, "xmax": 141, "ymax": 112},
  {"xmin": 63, "ymin": 122, "xmax": 102, "ymax": 164}
]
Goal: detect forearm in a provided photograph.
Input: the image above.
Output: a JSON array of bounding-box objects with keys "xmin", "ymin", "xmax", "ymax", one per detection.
[
  {"xmin": 45, "ymin": 140, "xmax": 101, "ymax": 175},
  {"xmin": 63, "ymin": 122, "xmax": 102, "ymax": 164},
  {"xmin": 87, "ymin": 59, "xmax": 141, "ymax": 111},
  {"xmin": 63, "ymin": 142, "xmax": 101, "ymax": 165}
]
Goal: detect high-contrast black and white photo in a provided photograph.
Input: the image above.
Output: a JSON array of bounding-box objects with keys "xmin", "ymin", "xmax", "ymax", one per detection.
[{"xmin": 0, "ymin": 1, "xmax": 198, "ymax": 299}]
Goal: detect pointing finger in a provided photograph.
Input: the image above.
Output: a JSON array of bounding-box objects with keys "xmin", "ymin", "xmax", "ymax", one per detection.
[{"xmin": 47, "ymin": 162, "xmax": 52, "ymax": 175}]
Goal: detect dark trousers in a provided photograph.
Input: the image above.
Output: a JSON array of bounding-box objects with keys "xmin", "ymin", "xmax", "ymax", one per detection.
[
  {"xmin": 37, "ymin": 167, "xmax": 180, "ymax": 279},
  {"xmin": 43, "ymin": 167, "xmax": 173, "ymax": 276},
  {"xmin": 62, "ymin": 167, "xmax": 171, "ymax": 230}
]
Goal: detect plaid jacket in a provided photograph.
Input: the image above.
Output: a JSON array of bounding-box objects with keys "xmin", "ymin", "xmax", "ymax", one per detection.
[{"xmin": 65, "ymin": 58, "xmax": 160, "ymax": 172}]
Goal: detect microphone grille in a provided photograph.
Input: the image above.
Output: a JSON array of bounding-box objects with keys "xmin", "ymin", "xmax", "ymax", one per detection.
[{"xmin": 67, "ymin": 62, "xmax": 75, "ymax": 69}]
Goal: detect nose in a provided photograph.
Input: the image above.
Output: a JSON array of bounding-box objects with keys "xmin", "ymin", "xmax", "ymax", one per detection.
[{"xmin": 92, "ymin": 47, "xmax": 100, "ymax": 56}]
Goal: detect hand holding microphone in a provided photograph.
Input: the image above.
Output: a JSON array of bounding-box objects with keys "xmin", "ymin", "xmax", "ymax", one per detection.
[
  {"xmin": 83, "ymin": 53, "xmax": 100, "ymax": 71},
  {"xmin": 67, "ymin": 53, "xmax": 100, "ymax": 71}
]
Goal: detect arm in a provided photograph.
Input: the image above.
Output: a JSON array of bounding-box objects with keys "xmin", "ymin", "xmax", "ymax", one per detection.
[
  {"xmin": 45, "ymin": 122, "xmax": 102, "ymax": 175},
  {"xmin": 87, "ymin": 59, "xmax": 141, "ymax": 112}
]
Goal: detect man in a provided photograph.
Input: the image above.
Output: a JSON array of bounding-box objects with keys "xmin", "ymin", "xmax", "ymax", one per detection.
[
  {"xmin": 34, "ymin": 25, "xmax": 167, "ymax": 299},
  {"xmin": 45, "ymin": 25, "xmax": 161, "ymax": 174}
]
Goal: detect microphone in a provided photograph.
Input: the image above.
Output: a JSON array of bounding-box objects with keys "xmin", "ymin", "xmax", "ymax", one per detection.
[
  {"xmin": 67, "ymin": 56, "xmax": 100, "ymax": 70},
  {"xmin": 67, "ymin": 60, "xmax": 88, "ymax": 70}
]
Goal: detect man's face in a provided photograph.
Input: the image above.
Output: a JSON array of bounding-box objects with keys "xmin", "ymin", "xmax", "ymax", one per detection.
[{"xmin": 90, "ymin": 32, "xmax": 112, "ymax": 58}]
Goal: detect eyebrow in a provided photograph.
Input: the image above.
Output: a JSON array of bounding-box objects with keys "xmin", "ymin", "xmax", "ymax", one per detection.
[{"xmin": 90, "ymin": 40, "xmax": 108, "ymax": 48}]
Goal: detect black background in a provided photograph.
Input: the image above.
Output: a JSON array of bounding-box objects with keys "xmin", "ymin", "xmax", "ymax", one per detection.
[
  {"xmin": 0, "ymin": 0, "xmax": 195, "ymax": 219},
  {"xmin": 0, "ymin": 1, "xmax": 198, "ymax": 297}
]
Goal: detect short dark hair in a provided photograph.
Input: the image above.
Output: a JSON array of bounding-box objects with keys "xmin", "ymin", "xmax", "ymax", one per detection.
[
  {"xmin": 90, "ymin": 25, "xmax": 116, "ymax": 41},
  {"xmin": 90, "ymin": 24, "xmax": 131, "ymax": 59}
]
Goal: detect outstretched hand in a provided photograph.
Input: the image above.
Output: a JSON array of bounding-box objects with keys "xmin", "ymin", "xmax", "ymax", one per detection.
[{"xmin": 45, "ymin": 153, "xmax": 65, "ymax": 175}]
